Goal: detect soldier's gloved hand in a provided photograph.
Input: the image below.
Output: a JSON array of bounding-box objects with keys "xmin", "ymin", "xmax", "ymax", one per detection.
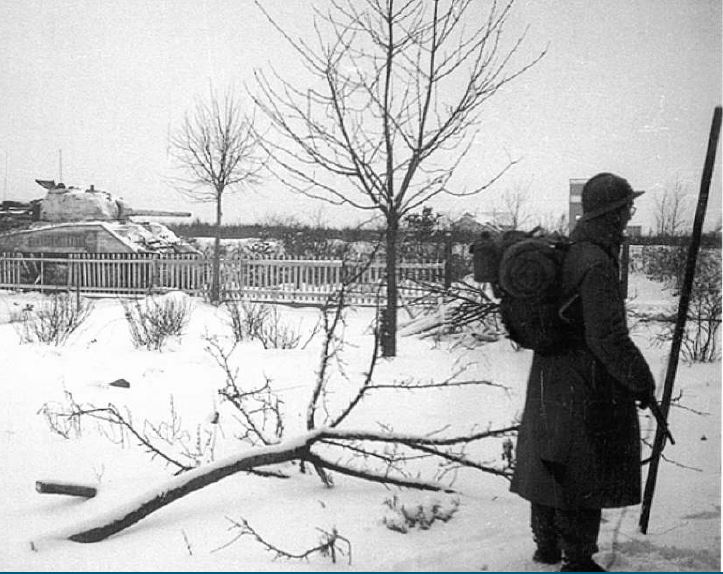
[{"xmin": 635, "ymin": 387, "xmax": 654, "ymax": 410}]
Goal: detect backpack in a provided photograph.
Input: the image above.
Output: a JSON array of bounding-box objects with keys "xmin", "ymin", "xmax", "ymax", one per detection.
[{"xmin": 470, "ymin": 229, "xmax": 577, "ymax": 353}]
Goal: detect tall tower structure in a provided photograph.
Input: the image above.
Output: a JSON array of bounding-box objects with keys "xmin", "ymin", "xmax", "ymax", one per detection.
[{"xmin": 568, "ymin": 179, "xmax": 586, "ymax": 234}]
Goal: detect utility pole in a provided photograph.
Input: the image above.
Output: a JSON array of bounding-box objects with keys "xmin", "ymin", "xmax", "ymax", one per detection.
[
  {"xmin": 3, "ymin": 151, "xmax": 7, "ymax": 202},
  {"xmin": 639, "ymin": 105, "xmax": 722, "ymax": 534},
  {"xmin": 59, "ymin": 149, "xmax": 63, "ymax": 183}
]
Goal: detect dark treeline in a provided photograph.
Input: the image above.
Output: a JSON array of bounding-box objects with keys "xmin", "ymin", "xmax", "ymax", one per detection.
[
  {"xmin": 169, "ymin": 220, "xmax": 382, "ymax": 243},
  {"xmin": 628, "ymin": 233, "xmax": 721, "ymax": 248},
  {"xmin": 168, "ymin": 220, "xmax": 721, "ymax": 249},
  {"xmin": 168, "ymin": 220, "xmax": 470, "ymax": 247}
]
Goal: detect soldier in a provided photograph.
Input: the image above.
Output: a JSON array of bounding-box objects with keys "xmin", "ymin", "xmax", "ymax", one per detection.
[{"xmin": 510, "ymin": 173, "xmax": 656, "ymax": 572}]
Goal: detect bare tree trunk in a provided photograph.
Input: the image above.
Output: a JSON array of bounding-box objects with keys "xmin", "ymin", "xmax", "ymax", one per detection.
[
  {"xmin": 384, "ymin": 216, "xmax": 399, "ymax": 357},
  {"xmin": 211, "ymin": 193, "xmax": 223, "ymax": 304}
]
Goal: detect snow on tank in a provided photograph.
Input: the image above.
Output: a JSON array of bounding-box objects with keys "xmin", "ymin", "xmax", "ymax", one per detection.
[{"xmin": 34, "ymin": 180, "xmax": 191, "ymax": 222}]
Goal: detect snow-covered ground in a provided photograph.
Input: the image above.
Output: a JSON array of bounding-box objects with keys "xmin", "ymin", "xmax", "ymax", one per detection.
[{"xmin": 0, "ymin": 273, "xmax": 719, "ymax": 571}]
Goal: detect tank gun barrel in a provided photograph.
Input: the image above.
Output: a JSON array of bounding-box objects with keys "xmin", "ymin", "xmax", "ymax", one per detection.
[{"xmin": 122, "ymin": 208, "xmax": 192, "ymax": 218}]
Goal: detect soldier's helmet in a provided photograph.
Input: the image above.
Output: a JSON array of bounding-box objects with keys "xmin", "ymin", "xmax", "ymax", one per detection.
[{"xmin": 579, "ymin": 172, "xmax": 644, "ymax": 222}]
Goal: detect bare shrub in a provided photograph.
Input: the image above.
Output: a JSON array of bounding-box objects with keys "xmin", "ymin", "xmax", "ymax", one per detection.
[
  {"xmin": 641, "ymin": 245, "xmax": 687, "ymax": 290},
  {"xmin": 225, "ymin": 300, "xmax": 270, "ymax": 342},
  {"xmin": 684, "ymin": 253, "xmax": 722, "ymax": 362},
  {"xmin": 225, "ymin": 300, "xmax": 302, "ymax": 349},
  {"xmin": 654, "ymin": 251, "xmax": 721, "ymax": 362},
  {"xmin": 123, "ymin": 294, "xmax": 192, "ymax": 350},
  {"xmin": 256, "ymin": 305, "xmax": 302, "ymax": 349},
  {"xmin": 382, "ymin": 494, "xmax": 460, "ymax": 533},
  {"xmin": 15, "ymin": 292, "xmax": 93, "ymax": 346}
]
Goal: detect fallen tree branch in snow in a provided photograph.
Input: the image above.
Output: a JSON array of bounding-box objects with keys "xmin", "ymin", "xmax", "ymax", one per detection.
[
  {"xmin": 305, "ymin": 451, "xmax": 455, "ymax": 493},
  {"xmin": 400, "ymin": 279, "xmax": 503, "ymax": 336},
  {"xmin": 206, "ymin": 337, "xmax": 285, "ymax": 447},
  {"xmin": 405, "ymin": 443, "xmax": 513, "ymax": 480},
  {"xmin": 43, "ymin": 397, "xmax": 195, "ymax": 473},
  {"xmin": 61, "ymin": 434, "xmax": 315, "ymax": 543},
  {"xmin": 36, "ymin": 422, "xmax": 516, "ymax": 544},
  {"xmin": 641, "ymin": 437, "xmax": 703, "ymax": 472},
  {"xmin": 365, "ymin": 377, "xmax": 509, "ymax": 392},
  {"xmin": 318, "ymin": 425, "xmax": 520, "ymax": 445},
  {"xmin": 37, "ymin": 266, "xmax": 516, "ymax": 545},
  {"xmin": 42, "ymin": 392, "xmax": 291, "ymax": 482}
]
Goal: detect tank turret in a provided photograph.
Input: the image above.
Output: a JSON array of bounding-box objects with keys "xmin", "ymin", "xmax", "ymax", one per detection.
[{"xmin": 34, "ymin": 180, "xmax": 191, "ymax": 223}]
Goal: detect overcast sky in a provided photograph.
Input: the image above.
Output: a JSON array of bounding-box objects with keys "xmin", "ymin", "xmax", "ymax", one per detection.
[{"xmin": 1, "ymin": 0, "xmax": 721, "ymax": 231}]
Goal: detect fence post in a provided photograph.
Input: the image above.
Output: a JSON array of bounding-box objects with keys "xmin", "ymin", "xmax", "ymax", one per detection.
[
  {"xmin": 620, "ymin": 239, "xmax": 630, "ymax": 299},
  {"xmin": 443, "ymin": 231, "xmax": 453, "ymax": 289},
  {"xmin": 151, "ymin": 256, "xmax": 160, "ymax": 293}
]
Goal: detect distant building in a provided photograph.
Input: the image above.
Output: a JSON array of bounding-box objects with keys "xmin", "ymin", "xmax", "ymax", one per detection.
[
  {"xmin": 451, "ymin": 211, "xmax": 515, "ymax": 234},
  {"xmin": 478, "ymin": 210, "xmax": 515, "ymax": 230},
  {"xmin": 626, "ymin": 225, "xmax": 642, "ymax": 237},
  {"xmin": 451, "ymin": 212, "xmax": 485, "ymax": 234}
]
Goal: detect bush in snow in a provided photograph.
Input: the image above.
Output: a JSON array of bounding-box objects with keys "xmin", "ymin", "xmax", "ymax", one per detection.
[
  {"xmin": 15, "ymin": 291, "xmax": 93, "ymax": 346},
  {"xmin": 255, "ymin": 304, "xmax": 302, "ymax": 349},
  {"xmin": 225, "ymin": 300, "xmax": 302, "ymax": 349},
  {"xmin": 655, "ymin": 250, "xmax": 721, "ymax": 363},
  {"xmin": 382, "ymin": 494, "xmax": 460, "ymax": 533},
  {"xmin": 684, "ymin": 251, "xmax": 722, "ymax": 362},
  {"xmin": 123, "ymin": 293, "xmax": 192, "ymax": 350},
  {"xmin": 641, "ymin": 244, "xmax": 687, "ymax": 291},
  {"xmin": 225, "ymin": 299, "xmax": 269, "ymax": 342}
]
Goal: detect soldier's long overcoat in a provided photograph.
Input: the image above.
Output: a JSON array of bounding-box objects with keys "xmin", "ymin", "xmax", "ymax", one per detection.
[{"xmin": 510, "ymin": 218, "xmax": 655, "ymax": 509}]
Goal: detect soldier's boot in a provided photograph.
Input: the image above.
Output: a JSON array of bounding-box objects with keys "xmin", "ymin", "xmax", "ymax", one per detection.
[
  {"xmin": 560, "ymin": 555, "xmax": 606, "ymax": 571},
  {"xmin": 530, "ymin": 503, "xmax": 562, "ymax": 564},
  {"xmin": 556, "ymin": 507, "xmax": 603, "ymax": 572},
  {"xmin": 533, "ymin": 547, "xmax": 563, "ymax": 565}
]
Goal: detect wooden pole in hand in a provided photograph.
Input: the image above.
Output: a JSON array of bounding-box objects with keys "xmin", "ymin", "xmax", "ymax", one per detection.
[{"xmin": 639, "ymin": 106, "xmax": 722, "ymax": 534}]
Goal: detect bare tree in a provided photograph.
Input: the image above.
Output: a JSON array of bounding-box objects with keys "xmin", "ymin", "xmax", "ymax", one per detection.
[
  {"xmin": 170, "ymin": 92, "xmax": 266, "ymax": 303},
  {"xmin": 251, "ymin": 0, "xmax": 546, "ymax": 355},
  {"xmin": 493, "ymin": 180, "xmax": 530, "ymax": 230},
  {"xmin": 535, "ymin": 210, "xmax": 568, "ymax": 235},
  {"xmin": 653, "ymin": 176, "xmax": 691, "ymax": 237}
]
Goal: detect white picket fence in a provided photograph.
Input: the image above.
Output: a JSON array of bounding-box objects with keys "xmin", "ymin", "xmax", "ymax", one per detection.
[{"xmin": 0, "ymin": 252, "xmax": 445, "ymax": 306}]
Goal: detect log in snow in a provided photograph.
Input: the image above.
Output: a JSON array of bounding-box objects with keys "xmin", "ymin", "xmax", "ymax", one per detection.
[{"xmin": 36, "ymin": 481, "xmax": 97, "ymax": 499}]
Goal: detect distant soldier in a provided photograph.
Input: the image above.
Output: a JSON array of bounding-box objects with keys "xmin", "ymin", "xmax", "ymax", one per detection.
[{"xmin": 510, "ymin": 173, "xmax": 655, "ymax": 572}]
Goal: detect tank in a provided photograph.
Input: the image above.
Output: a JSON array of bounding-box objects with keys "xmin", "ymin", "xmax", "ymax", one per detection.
[
  {"xmin": 31, "ymin": 179, "xmax": 192, "ymax": 223},
  {"xmin": 0, "ymin": 180, "xmax": 197, "ymax": 254}
]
